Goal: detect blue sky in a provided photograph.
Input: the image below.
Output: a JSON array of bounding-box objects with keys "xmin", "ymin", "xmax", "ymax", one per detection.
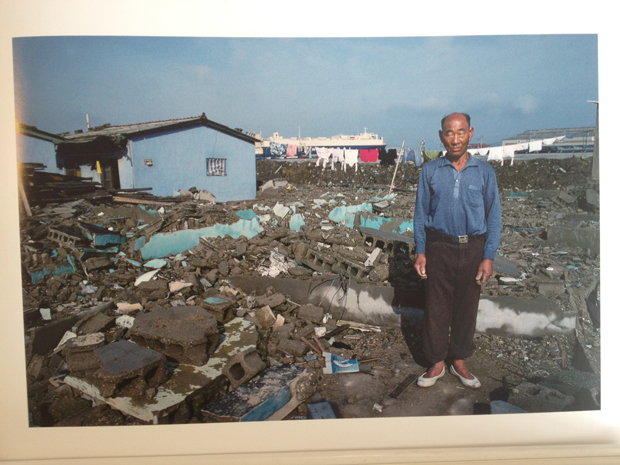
[{"xmin": 13, "ymin": 34, "xmax": 598, "ymax": 150}]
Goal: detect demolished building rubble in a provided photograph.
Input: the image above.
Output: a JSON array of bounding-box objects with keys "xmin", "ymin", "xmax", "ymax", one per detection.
[{"xmin": 20, "ymin": 156, "xmax": 600, "ymax": 425}]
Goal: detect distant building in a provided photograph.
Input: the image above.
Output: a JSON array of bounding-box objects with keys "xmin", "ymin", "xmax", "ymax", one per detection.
[
  {"xmin": 502, "ymin": 127, "xmax": 595, "ymax": 151},
  {"xmin": 468, "ymin": 143, "xmax": 490, "ymax": 149},
  {"xmin": 16, "ymin": 113, "xmax": 261, "ymax": 202}
]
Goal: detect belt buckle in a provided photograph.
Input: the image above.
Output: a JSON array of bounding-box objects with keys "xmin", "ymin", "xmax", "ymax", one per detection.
[{"xmin": 458, "ymin": 235, "xmax": 468, "ymax": 243}]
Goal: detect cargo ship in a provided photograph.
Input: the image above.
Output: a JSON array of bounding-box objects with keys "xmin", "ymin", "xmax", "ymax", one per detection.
[{"xmin": 255, "ymin": 128, "xmax": 386, "ymax": 158}]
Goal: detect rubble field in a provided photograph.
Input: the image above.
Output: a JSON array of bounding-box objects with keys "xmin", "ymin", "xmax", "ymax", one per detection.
[{"xmin": 20, "ymin": 156, "xmax": 600, "ymax": 426}]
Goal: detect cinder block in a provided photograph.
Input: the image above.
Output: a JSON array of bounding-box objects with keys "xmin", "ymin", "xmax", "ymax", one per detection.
[{"xmin": 222, "ymin": 347, "xmax": 266, "ymax": 390}]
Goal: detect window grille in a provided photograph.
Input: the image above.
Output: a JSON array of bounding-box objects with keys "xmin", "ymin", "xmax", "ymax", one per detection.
[{"xmin": 206, "ymin": 158, "xmax": 226, "ymax": 176}]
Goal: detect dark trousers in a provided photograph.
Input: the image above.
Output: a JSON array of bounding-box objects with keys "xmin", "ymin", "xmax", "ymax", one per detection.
[{"xmin": 422, "ymin": 238, "xmax": 484, "ymax": 365}]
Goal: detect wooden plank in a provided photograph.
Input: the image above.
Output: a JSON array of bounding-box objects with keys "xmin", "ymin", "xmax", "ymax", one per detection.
[{"xmin": 389, "ymin": 373, "xmax": 418, "ymax": 399}]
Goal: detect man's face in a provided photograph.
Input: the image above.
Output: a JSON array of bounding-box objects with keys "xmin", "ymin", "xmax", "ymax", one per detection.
[{"xmin": 439, "ymin": 114, "xmax": 474, "ymax": 159}]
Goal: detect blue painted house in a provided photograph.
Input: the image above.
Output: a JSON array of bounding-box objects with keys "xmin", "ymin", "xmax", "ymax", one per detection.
[{"xmin": 17, "ymin": 114, "xmax": 260, "ymax": 202}]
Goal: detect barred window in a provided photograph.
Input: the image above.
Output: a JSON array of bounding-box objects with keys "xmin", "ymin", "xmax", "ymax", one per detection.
[{"xmin": 206, "ymin": 158, "xmax": 226, "ymax": 176}]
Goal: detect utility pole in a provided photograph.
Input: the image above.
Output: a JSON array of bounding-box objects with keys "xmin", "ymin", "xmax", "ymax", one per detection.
[{"xmin": 587, "ymin": 100, "xmax": 599, "ymax": 180}]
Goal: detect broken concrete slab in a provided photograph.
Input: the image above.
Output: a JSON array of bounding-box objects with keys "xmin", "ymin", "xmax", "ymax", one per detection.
[
  {"xmin": 62, "ymin": 332, "xmax": 107, "ymax": 371},
  {"xmin": 547, "ymin": 224, "xmax": 600, "ymax": 255},
  {"xmin": 86, "ymin": 340, "xmax": 168, "ymax": 398},
  {"xmin": 74, "ymin": 311, "xmax": 115, "ymax": 335},
  {"xmin": 297, "ymin": 304, "xmax": 325, "ymax": 324},
  {"xmin": 129, "ymin": 306, "xmax": 219, "ymax": 365},
  {"xmin": 202, "ymin": 295, "xmax": 236, "ymax": 324},
  {"xmin": 493, "ymin": 254, "xmax": 523, "ymax": 278},
  {"xmin": 65, "ymin": 317, "xmax": 258, "ymax": 424}
]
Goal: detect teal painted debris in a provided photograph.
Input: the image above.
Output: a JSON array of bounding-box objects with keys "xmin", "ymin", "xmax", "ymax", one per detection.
[
  {"xmin": 358, "ymin": 212, "xmax": 414, "ymax": 234},
  {"xmin": 289, "ymin": 213, "xmax": 306, "ymax": 232},
  {"xmin": 30, "ymin": 255, "xmax": 77, "ymax": 284},
  {"xmin": 236, "ymin": 210, "xmax": 259, "ymax": 221},
  {"xmin": 204, "ymin": 296, "xmax": 230, "ymax": 305},
  {"xmin": 143, "ymin": 259, "xmax": 168, "ymax": 269},
  {"xmin": 328, "ymin": 203, "xmax": 372, "ymax": 224},
  {"xmin": 78, "ymin": 221, "xmax": 126, "ymax": 248},
  {"xmin": 139, "ymin": 219, "xmax": 264, "ymax": 260}
]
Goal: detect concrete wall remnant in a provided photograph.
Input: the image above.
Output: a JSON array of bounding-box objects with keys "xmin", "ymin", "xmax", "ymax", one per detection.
[{"xmin": 476, "ymin": 296, "xmax": 576, "ymax": 337}]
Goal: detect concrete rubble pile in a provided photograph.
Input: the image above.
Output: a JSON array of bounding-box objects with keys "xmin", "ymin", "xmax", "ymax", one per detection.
[{"xmin": 21, "ymin": 157, "xmax": 601, "ymax": 426}]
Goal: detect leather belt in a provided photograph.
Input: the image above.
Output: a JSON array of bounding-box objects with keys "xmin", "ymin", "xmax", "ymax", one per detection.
[{"xmin": 426, "ymin": 229, "xmax": 485, "ymax": 244}]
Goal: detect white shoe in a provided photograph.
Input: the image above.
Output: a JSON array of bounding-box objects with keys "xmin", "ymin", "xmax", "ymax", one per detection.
[
  {"xmin": 417, "ymin": 366, "xmax": 445, "ymax": 388},
  {"xmin": 450, "ymin": 365, "xmax": 481, "ymax": 389}
]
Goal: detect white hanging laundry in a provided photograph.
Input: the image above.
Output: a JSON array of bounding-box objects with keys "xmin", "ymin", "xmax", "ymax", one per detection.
[
  {"xmin": 529, "ymin": 140, "xmax": 543, "ymax": 152},
  {"xmin": 315, "ymin": 147, "xmax": 332, "ymax": 169},
  {"xmin": 343, "ymin": 149, "xmax": 359, "ymax": 173},
  {"xmin": 478, "ymin": 148, "xmax": 489, "ymax": 156},
  {"xmin": 487, "ymin": 146, "xmax": 504, "ymax": 162},
  {"xmin": 514, "ymin": 142, "xmax": 529, "ymax": 151},
  {"xmin": 331, "ymin": 148, "xmax": 345, "ymax": 170},
  {"xmin": 542, "ymin": 137, "xmax": 556, "ymax": 145},
  {"xmin": 503, "ymin": 145, "xmax": 516, "ymax": 166},
  {"xmin": 468, "ymin": 148, "xmax": 479, "ymax": 156}
]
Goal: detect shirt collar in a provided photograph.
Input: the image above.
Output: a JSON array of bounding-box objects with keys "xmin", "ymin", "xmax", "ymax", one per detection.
[{"xmin": 438, "ymin": 153, "xmax": 480, "ymax": 169}]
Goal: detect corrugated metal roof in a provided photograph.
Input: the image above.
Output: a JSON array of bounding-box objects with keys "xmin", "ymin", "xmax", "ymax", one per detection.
[{"xmin": 62, "ymin": 113, "xmax": 260, "ymax": 144}]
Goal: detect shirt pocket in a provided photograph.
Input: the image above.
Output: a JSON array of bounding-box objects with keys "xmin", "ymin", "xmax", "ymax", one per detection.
[{"xmin": 465, "ymin": 184, "xmax": 483, "ymax": 208}]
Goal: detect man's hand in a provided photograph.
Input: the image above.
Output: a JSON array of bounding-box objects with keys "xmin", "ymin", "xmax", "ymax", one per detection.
[
  {"xmin": 476, "ymin": 258, "xmax": 494, "ymax": 285},
  {"xmin": 414, "ymin": 253, "xmax": 427, "ymax": 279}
]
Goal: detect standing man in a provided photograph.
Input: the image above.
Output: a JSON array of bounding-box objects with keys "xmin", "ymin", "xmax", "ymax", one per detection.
[{"xmin": 413, "ymin": 112, "xmax": 501, "ymax": 388}]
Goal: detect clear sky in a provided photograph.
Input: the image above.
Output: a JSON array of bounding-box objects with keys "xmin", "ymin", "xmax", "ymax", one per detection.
[{"xmin": 13, "ymin": 34, "xmax": 598, "ymax": 150}]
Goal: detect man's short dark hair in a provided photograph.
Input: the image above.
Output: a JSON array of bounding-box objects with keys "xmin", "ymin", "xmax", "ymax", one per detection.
[{"xmin": 441, "ymin": 113, "xmax": 471, "ymax": 129}]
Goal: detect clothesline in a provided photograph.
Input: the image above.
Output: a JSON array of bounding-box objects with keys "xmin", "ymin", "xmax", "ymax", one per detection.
[{"xmin": 446, "ymin": 135, "xmax": 567, "ymax": 166}]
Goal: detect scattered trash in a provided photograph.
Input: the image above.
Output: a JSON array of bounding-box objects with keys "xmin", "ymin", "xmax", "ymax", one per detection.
[{"xmin": 323, "ymin": 352, "xmax": 360, "ymax": 374}]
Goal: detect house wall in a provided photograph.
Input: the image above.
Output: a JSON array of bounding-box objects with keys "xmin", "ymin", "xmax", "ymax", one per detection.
[
  {"xmin": 128, "ymin": 126, "xmax": 256, "ymax": 202},
  {"xmin": 119, "ymin": 153, "xmax": 134, "ymax": 189},
  {"xmin": 15, "ymin": 134, "xmax": 63, "ymax": 174}
]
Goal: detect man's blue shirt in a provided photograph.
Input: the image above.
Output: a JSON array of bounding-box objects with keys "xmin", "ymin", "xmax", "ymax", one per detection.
[{"xmin": 413, "ymin": 155, "xmax": 501, "ymax": 260}]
